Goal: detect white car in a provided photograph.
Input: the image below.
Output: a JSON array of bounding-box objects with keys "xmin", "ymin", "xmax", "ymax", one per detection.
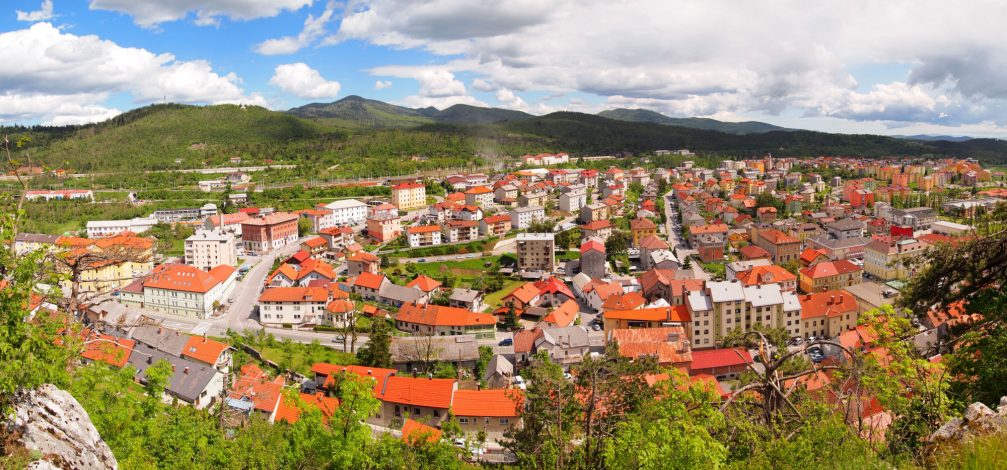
[{"xmin": 512, "ymin": 375, "xmax": 527, "ymax": 390}]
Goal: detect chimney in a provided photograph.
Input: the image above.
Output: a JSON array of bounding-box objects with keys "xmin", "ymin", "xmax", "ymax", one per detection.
[
  {"xmin": 829, "ymin": 295, "xmax": 835, "ymax": 305},
  {"xmin": 367, "ymin": 369, "xmax": 372, "ymax": 376},
  {"xmin": 183, "ymin": 367, "xmax": 189, "ymax": 375},
  {"xmin": 146, "ymin": 356, "xmax": 152, "ymax": 364},
  {"xmin": 158, "ymin": 326, "xmax": 163, "ymax": 334},
  {"xmin": 427, "ymin": 373, "xmax": 433, "ymax": 380}
]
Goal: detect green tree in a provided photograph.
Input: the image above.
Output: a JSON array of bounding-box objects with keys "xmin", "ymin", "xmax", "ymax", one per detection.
[
  {"xmin": 604, "ymin": 229, "xmax": 631, "ymax": 259},
  {"xmin": 503, "ymin": 301, "xmax": 520, "ymax": 330},
  {"xmin": 432, "ymin": 362, "xmax": 457, "ymax": 379},
  {"xmin": 142, "ymin": 359, "xmax": 174, "ymax": 400},
  {"xmin": 504, "ymin": 352, "xmax": 579, "ymax": 468},
  {"xmin": 356, "ymin": 319, "xmax": 392, "ymax": 368},
  {"xmin": 297, "ymin": 217, "xmax": 314, "ymax": 237}
]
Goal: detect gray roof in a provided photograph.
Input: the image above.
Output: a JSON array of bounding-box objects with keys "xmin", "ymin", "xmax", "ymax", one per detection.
[
  {"xmin": 128, "ymin": 325, "xmax": 191, "ymax": 357},
  {"xmin": 706, "ymin": 280, "xmax": 745, "ymax": 303},
  {"xmin": 14, "ymin": 233, "xmax": 59, "ymax": 244},
  {"xmin": 379, "ymin": 283, "xmax": 424, "ymax": 304},
  {"xmin": 687, "ymin": 291, "xmax": 713, "ymax": 311},
  {"xmin": 483, "ymin": 354, "xmax": 514, "ymax": 382},
  {"xmin": 809, "ymin": 235, "xmax": 871, "ymax": 249},
  {"xmin": 127, "ymin": 342, "xmax": 220, "ymax": 404},
  {"xmin": 449, "ymin": 288, "xmax": 482, "ymax": 303},
  {"xmin": 826, "ymin": 218, "xmax": 864, "ymax": 231},
  {"xmin": 390, "ymin": 335, "xmax": 480, "ymax": 363},
  {"xmin": 537, "ymin": 326, "xmax": 590, "ymax": 349}
]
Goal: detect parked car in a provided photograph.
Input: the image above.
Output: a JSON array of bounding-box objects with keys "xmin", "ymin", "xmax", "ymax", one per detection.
[
  {"xmin": 512, "ymin": 375, "xmax": 527, "ymax": 390},
  {"xmin": 591, "ymin": 324, "xmax": 601, "ymax": 331},
  {"xmin": 332, "ymin": 335, "xmax": 345, "ymax": 343},
  {"xmin": 417, "ymin": 258, "xmax": 428, "ymax": 263},
  {"xmin": 465, "ymin": 253, "xmax": 477, "ymax": 259},
  {"xmin": 498, "ymin": 338, "xmax": 513, "ymax": 346}
]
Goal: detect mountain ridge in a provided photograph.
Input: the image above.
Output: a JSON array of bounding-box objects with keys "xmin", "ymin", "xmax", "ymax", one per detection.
[{"xmin": 598, "ymin": 108, "xmax": 789, "ymax": 134}]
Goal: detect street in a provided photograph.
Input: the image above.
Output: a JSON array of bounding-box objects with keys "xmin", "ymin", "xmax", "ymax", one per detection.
[{"xmin": 664, "ymin": 190, "xmax": 710, "ymax": 280}]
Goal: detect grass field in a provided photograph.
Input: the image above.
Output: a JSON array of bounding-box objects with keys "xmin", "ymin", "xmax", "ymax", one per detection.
[
  {"xmin": 408, "ymin": 256, "xmax": 501, "ymax": 280},
  {"xmin": 484, "ymin": 280, "xmax": 525, "ymax": 309},
  {"xmin": 260, "ymin": 344, "xmax": 358, "ymax": 376}
]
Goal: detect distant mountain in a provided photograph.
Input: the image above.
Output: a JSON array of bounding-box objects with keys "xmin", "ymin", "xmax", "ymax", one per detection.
[
  {"xmin": 288, "ymin": 96, "xmax": 533, "ymax": 127},
  {"xmin": 893, "ymin": 134, "xmax": 974, "ymax": 143},
  {"xmin": 597, "ymin": 108, "xmax": 789, "ymax": 134}
]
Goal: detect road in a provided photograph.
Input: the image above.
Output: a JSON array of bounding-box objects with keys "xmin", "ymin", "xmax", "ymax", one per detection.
[{"xmin": 663, "ymin": 190, "xmax": 710, "ymax": 280}]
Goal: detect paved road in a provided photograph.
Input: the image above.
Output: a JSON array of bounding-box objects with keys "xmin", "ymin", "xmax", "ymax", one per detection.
[{"xmin": 663, "ymin": 190, "xmax": 710, "ymax": 280}]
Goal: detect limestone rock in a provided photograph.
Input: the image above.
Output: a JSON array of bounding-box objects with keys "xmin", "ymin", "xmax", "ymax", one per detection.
[{"xmin": 8, "ymin": 384, "xmax": 118, "ymax": 470}]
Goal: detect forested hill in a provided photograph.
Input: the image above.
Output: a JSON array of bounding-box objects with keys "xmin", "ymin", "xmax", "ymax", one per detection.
[
  {"xmin": 7, "ymin": 102, "xmax": 1007, "ymax": 172},
  {"xmin": 598, "ymin": 108, "xmax": 789, "ymax": 134}
]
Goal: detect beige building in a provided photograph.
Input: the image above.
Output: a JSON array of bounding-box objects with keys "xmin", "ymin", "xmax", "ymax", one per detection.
[
  {"xmin": 516, "ymin": 233, "xmax": 556, "ymax": 273},
  {"xmin": 799, "ymin": 291, "xmax": 859, "ymax": 339},
  {"xmin": 185, "ymin": 229, "xmax": 237, "ymax": 270},
  {"xmin": 686, "ymin": 281, "xmax": 803, "ymax": 347},
  {"xmin": 391, "ymin": 182, "xmax": 427, "ymax": 211},
  {"xmin": 864, "ymin": 238, "xmax": 926, "ymax": 281}
]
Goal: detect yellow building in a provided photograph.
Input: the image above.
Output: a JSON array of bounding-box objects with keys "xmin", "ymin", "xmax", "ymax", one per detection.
[
  {"xmin": 56, "ymin": 233, "xmax": 155, "ymax": 295},
  {"xmin": 390, "ymin": 182, "xmax": 427, "ymax": 210}
]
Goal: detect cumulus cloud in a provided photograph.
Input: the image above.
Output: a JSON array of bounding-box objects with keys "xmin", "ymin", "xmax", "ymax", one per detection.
[
  {"xmin": 332, "ymin": 0, "xmax": 1007, "ymax": 127},
  {"xmin": 0, "ymin": 22, "xmax": 265, "ymax": 124},
  {"xmin": 374, "ymin": 80, "xmax": 392, "ymax": 90},
  {"xmin": 17, "ymin": 0, "xmax": 54, "ymax": 21},
  {"xmin": 88, "ymin": 0, "xmax": 312, "ymax": 27},
  {"xmin": 370, "ymin": 66, "xmax": 484, "ymax": 109},
  {"xmin": 255, "ymin": 1, "xmax": 335, "ymax": 55},
  {"xmin": 495, "ymin": 88, "xmax": 527, "ymax": 110},
  {"xmin": 269, "ymin": 63, "xmax": 341, "ymax": 99}
]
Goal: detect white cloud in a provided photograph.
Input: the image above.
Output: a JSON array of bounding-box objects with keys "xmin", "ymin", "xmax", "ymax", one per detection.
[
  {"xmin": 17, "ymin": 0, "xmax": 54, "ymax": 21},
  {"xmin": 269, "ymin": 63, "xmax": 341, "ymax": 99},
  {"xmin": 255, "ymin": 1, "xmax": 335, "ymax": 55},
  {"xmin": 495, "ymin": 88, "xmax": 527, "ymax": 110},
  {"xmin": 88, "ymin": 0, "xmax": 312, "ymax": 27},
  {"xmin": 370, "ymin": 66, "xmax": 484, "ymax": 109},
  {"xmin": 0, "ymin": 22, "xmax": 265, "ymax": 124},
  {"xmin": 333, "ymin": 0, "xmax": 1007, "ymax": 128},
  {"xmin": 374, "ymin": 80, "xmax": 392, "ymax": 90}
]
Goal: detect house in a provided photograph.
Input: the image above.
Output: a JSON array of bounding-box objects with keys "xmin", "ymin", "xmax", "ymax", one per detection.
[
  {"xmin": 799, "ymin": 290, "xmax": 859, "ymax": 339},
  {"xmin": 394, "ymin": 302, "xmax": 497, "ymax": 339},
  {"xmin": 479, "ymin": 214, "xmax": 512, "ymax": 236},
  {"xmin": 826, "ymin": 218, "xmax": 865, "ymax": 239},
  {"xmin": 455, "ymin": 205, "xmax": 484, "ymax": 221},
  {"xmin": 275, "ymin": 392, "xmax": 340, "ymax": 425},
  {"xmin": 609, "ymin": 327, "xmax": 692, "ymax": 367},
  {"xmin": 513, "ymin": 328, "xmax": 545, "ymax": 364},
  {"xmin": 373, "ymin": 376, "xmax": 457, "ymax": 428},
  {"xmin": 494, "ymin": 184, "xmax": 519, "ymax": 204},
  {"xmin": 366, "ymin": 213, "xmax": 402, "ymax": 243},
  {"xmin": 139, "ymin": 264, "xmax": 237, "ymax": 319},
  {"xmin": 798, "ymin": 260, "xmax": 863, "ymax": 293},
  {"xmin": 299, "ymin": 236, "xmax": 328, "ymax": 257},
  {"xmin": 86, "ymin": 217, "xmax": 158, "ymax": 238},
  {"xmin": 407, "ymin": 225, "xmax": 443, "ymax": 248},
  {"xmin": 401, "ymin": 419, "xmax": 443, "ymax": 445},
  {"xmin": 863, "ymin": 238, "xmax": 926, "ymax": 281},
  {"xmin": 799, "ymin": 248, "xmax": 830, "ymax": 267},
  {"xmin": 390, "ymin": 335, "xmax": 481, "ymax": 374},
  {"xmin": 482, "ymin": 355, "xmax": 514, "ymax": 389},
  {"xmin": 268, "ymin": 258, "xmax": 338, "ymax": 287},
  {"xmin": 578, "ymin": 238, "xmax": 607, "ymax": 279},
  {"xmin": 629, "ymin": 217, "xmax": 658, "ymax": 247},
  {"xmin": 509, "ymin": 206, "xmax": 546, "ymax": 230},
  {"xmin": 501, "ymin": 282, "xmax": 542, "ymax": 311},
  {"xmin": 534, "ymin": 326, "xmax": 591, "ymax": 366},
  {"xmin": 241, "ymin": 212, "xmax": 299, "ymax": 254},
  {"xmin": 257, "ymin": 287, "xmax": 334, "ymax": 327},
  {"xmin": 323, "ymin": 199, "xmax": 370, "ymax": 225},
  {"xmin": 586, "ymin": 281, "xmax": 624, "ymax": 311},
  {"xmin": 638, "ymin": 235, "xmax": 670, "ymax": 271},
  {"xmin": 639, "ymin": 270, "xmax": 704, "ymax": 304},
  {"xmin": 558, "ymin": 188, "xmax": 588, "ymax": 212},
  {"xmin": 540, "ymin": 299, "xmax": 580, "ymax": 328},
  {"xmin": 448, "ymin": 288, "xmax": 485, "ymax": 312},
  {"xmin": 579, "ymin": 203, "xmax": 609, "ymax": 224},
  {"xmin": 228, "ymin": 364, "xmax": 286, "ymax": 422},
  {"xmin": 533, "ymin": 277, "xmax": 575, "ymax": 306},
  {"xmin": 752, "ymin": 228, "xmax": 801, "ymax": 264},
  {"xmin": 295, "ymin": 208, "xmax": 336, "ymax": 233},
  {"xmin": 580, "ymin": 220, "xmax": 614, "ymax": 242},
  {"xmin": 352, "ymin": 272, "xmax": 388, "ymax": 301},
  {"xmin": 736, "ymin": 264, "xmax": 798, "ymax": 291},
  {"xmin": 518, "ymin": 191, "xmax": 548, "ymax": 208},
  {"xmin": 807, "ymin": 235, "xmax": 872, "ymax": 261},
  {"xmin": 603, "ymin": 305, "xmax": 691, "ymax": 333},
  {"xmin": 452, "ymin": 389, "xmax": 523, "ymax": 439},
  {"xmin": 56, "ymin": 233, "xmax": 155, "ymax": 295},
  {"xmin": 738, "ymin": 245, "xmax": 771, "ymax": 261},
  {"xmin": 406, "ymin": 275, "xmax": 442, "ymax": 297},
  {"xmin": 689, "ymin": 348, "xmax": 753, "ymax": 380}
]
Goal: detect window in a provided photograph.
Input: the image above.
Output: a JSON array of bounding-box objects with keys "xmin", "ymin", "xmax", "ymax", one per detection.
[
  {"xmin": 500, "ymin": 418, "xmax": 510, "ymax": 425},
  {"xmin": 459, "ymin": 417, "xmax": 469, "ymax": 424}
]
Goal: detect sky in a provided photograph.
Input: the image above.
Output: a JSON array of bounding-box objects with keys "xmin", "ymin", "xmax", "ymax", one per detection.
[{"xmin": 4, "ymin": 0, "xmax": 1007, "ymax": 138}]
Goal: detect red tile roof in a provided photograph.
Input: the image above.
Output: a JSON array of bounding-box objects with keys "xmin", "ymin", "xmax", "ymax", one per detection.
[
  {"xmin": 690, "ymin": 348, "xmax": 753, "ymax": 370},
  {"xmin": 392, "ymin": 182, "xmax": 424, "ymax": 190},
  {"xmin": 759, "ymin": 229, "xmax": 800, "ymax": 245},
  {"xmin": 379, "ymin": 376, "xmax": 456, "ymax": 408},
  {"xmin": 512, "ymin": 327, "xmax": 544, "ymax": 354},
  {"xmin": 353, "ymin": 272, "xmax": 387, "ymax": 290},
  {"xmin": 736, "ymin": 265, "xmax": 796, "ymax": 287},
  {"xmin": 406, "ymin": 275, "xmax": 442, "ymax": 293},
  {"xmin": 143, "ymin": 264, "xmax": 235, "ymax": 294},
  {"xmin": 311, "ymin": 363, "xmax": 397, "ymax": 393},
  {"xmin": 611, "ymin": 327, "xmax": 692, "ymax": 365},
  {"xmin": 258, "ymin": 286, "xmax": 329, "ymax": 303},
  {"xmin": 799, "ymin": 290, "xmax": 858, "ymax": 320},
  {"xmin": 541, "ymin": 299, "xmax": 579, "ymax": 327},
  {"xmin": 82, "ymin": 332, "xmax": 135, "ymax": 368},
  {"xmin": 799, "ymin": 260, "xmax": 862, "ymax": 279},
  {"xmin": 452, "ymin": 389, "xmax": 523, "ymax": 417},
  {"xmin": 395, "ymin": 302, "xmax": 497, "ymax": 327},
  {"xmin": 580, "ymin": 238, "xmax": 606, "ymax": 254},
  {"xmin": 181, "ymin": 335, "xmax": 228, "ymax": 365},
  {"xmin": 604, "ymin": 305, "xmax": 691, "ymax": 323},
  {"xmin": 303, "ymin": 237, "xmax": 327, "ymax": 248},
  {"xmin": 401, "ymin": 418, "xmax": 443, "ymax": 444},
  {"xmin": 275, "ymin": 392, "xmax": 340, "ymax": 425},
  {"xmin": 533, "ymin": 277, "xmax": 575, "ymax": 300},
  {"xmin": 689, "ymin": 224, "xmax": 729, "ymax": 236},
  {"xmin": 407, "ymin": 225, "xmax": 441, "ymax": 234},
  {"xmin": 738, "ymin": 245, "xmax": 770, "ymax": 260},
  {"xmin": 601, "ymin": 292, "xmax": 646, "ymax": 311},
  {"xmin": 580, "ymin": 220, "xmax": 613, "ymax": 231},
  {"xmin": 638, "ymin": 235, "xmax": 669, "ymax": 250},
  {"xmin": 504, "ymin": 282, "xmax": 540, "ymax": 305}
]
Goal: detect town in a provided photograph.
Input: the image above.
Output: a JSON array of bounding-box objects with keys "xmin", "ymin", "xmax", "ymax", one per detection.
[{"xmin": 11, "ymin": 149, "xmax": 1003, "ymax": 463}]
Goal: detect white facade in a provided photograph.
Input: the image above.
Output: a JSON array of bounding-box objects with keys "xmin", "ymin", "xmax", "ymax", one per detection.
[
  {"xmin": 144, "ymin": 276, "xmax": 235, "ymax": 319},
  {"xmin": 509, "ymin": 207, "xmax": 547, "ymax": 230},
  {"xmin": 324, "ymin": 199, "xmax": 370, "ymax": 225},
  {"xmin": 185, "ymin": 230, "xmax": 237, "ymax": 270},
  {"xmin": 87, "ymin": 217, "xmax": 158, "ymax": 238}
]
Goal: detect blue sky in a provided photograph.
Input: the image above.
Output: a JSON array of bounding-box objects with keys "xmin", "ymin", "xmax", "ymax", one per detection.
[{"xmin": 4, "ymin": 0, "xmax": 1007, "ymax": 138}]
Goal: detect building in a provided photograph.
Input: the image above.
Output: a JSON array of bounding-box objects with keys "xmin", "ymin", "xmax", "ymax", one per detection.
[
  {"xmin": 603, "ymin": 305, "xmax": 691, "ymax": 332},
  {"xmin": 152, "ymin": 204, "xmax": 217, "ymax": 224},
  {"xmin": 753, "ymin": 228, "xmax": 802, "ymax": 264},
  {"xmin": 518, "ymin": 191, "xmax": 548, "ymax": 208},
  {"xmin": 479, "ymin": 214, "xmax": 512, "ymax": 236},
  {"xmin": 323, "ymin": 199, "xmax": 370, "ymax": 225},
  {"xmin": 735, "ymin": 264, "xmax": 798, "ymax": 292},
  {"xmin": 452, "ymin": 389, "xmax": 523, "ymax": 439},
  {"xmin": 295, "ymin": 209, "xmax": 336, "ymax": 233},
  {"xmin": 406, "ymin": 225, "xmax": 443, "ymax": 248},
  {"xmin": 204, "ymin": 212, "xmax": 251, "ymax": 235},
  {"xmin": 863, "ymin": 238, "xmax": 926, "ymax": 281},
  {"xmin": 825, "ymin": 218, "xmax": 865, "ymax": 240},
  {"xmin": 689, "ymin": 348, "xmax": 753, "ymax": 380},
  {"xmin": 24, "ymin": 189, "xmax": 94, "ymax": 201},
  {"xmin": 888, "ymin": 207, "xmax": 937, "ymax": 232},
  {"xmin": 578, "ymin": 238, "xmax": 607, "ymax": 279},
  {"xmin": 509, "ymin": 206, "xmax": 546, "ymax": 230},
  {"xmin": 580, "ymin": 220, "xmax": 614, "ymax": 241},
  {"xmin": 13, "ymin": 233, "xmax": 59, "ymax": 255},
  {"xmin": 56, "ymin": 234, "xmax": 155, "ymax": 295},
  {"xmin": 686, "ymin": 281, "xmax": 801, "ymax": 347},
  {"xmin": 798, "ymin": 260, "xmax": 863, "ymax": 293},
  {"xmin": 86, "ymin": 217, "xmax": 158, "ymax": 238},
  {"xmin": 391, "ymin": 182, "xmax": 427, "ymax": 211},
  {"xmin": 241, "ymin": 212, "xmax": 299, "ymax": 254},
  {"xmin": 347, "ymin": 251, "xmax": 380, "ymax": 277},
  {"xmin": 558, "ymin": 188, "xmax": 588, "ymax": 212},
  {"xmin": 579, "ymin": 203, "xmax": 609, "ymax": 223},
  {"xmin": 629, "ymin": 217, "xmax": 658, "ymax": 247},
  {"xmin": 257, "ymin": 287, "xmax": 334, "ymax": 327},
  {"xmin": 464, "ymin": 186, "xmax": 494, "ymax": 206},
  {"xmin": 799, "ymin": 290, "xmax": 859, "ymax": 339},
  {"xmin": 366, "ymin": 214, "xmax": 402, "ymax": 243},
  {"xmin": 609, "ymin": 327, "xmax": 693, "ymax": 367},
  {"xmin": 127, "ymin": 342, "xmax": 225, "ymax": 409},
  {"xmin": 184, "ymin": 229, "xmax": 237, "ymax": 270},
  {"xmin": 394, "ymin": 302, "xmax": 497, "ymax": 339},
  {"xmin": 390, "ymin": 335, "xmax": 480, "ymax": 374},
  {"xmin": 441, "ymin": 220, "xmax": 480, "ymax": 243},
  {"xmin": 140, "ymin": 264, "xmax": 237, "ymax": 319},
  {"xmin": 516, "ymin": 233, "xmax": 556, "ymax": 274},
  {"xmin": 534, "ymin": 326, "xmax": 591, "ymax": 366}
]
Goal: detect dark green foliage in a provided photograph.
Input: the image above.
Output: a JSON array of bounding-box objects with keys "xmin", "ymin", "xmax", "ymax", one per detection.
[
  {"xmin": 356, "ymin": 319, "xmax": 393, "ymax": 369},
  {"xmin": 599, "ymin": 108, "xmax": 787, "ymax": 134}
]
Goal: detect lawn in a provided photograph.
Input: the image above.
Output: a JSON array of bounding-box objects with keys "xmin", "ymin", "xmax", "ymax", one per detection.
[
  {"xmin": 557, "ymin": 250, "xmax": 581, "ymax": 261},
  {"xmin": 702, "ymin": 261, "xmax": 727, "ymax": 279},
  {"xmin": 484, "ymin": 280, "xmax": 525, "ymax": 309},
  {"xmin": 260, "ymin": 343, "xmax": 358, "ymax": 376},
  {"xmin": 410, "ymin": 256, "xmax": 501, "ymax": 278}
]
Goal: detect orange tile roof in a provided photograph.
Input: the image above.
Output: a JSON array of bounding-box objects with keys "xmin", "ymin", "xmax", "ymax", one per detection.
[
  {"xmin": 799, "ymin": 290, "xmax": 858, "ymax": 320},
  {"xmin": 601, "ymin": 292, "xmax": 646, "ymax": 311},
  {"xmin": 258, "ymin": 286, "xmax": 329, "ymax": 303},
  {"xmin": 379, "ymin": 376, "xmax": 456, "ymax": 408},
  {"xmin": 800, "ymin": 248, "xmax": 829, "ymax": 264},
  {"xmin": 241, "ymin": 212, "xmax": 299, "ymax": 226},
  {"xmin": 483, "ymin": 214, "xmax": 511, "ymax": 224},
  {"xmin": 229, "ymin": 364, "xmax": 285, "ymax": 414},
  {"xmin": 689, "ymin": 224, "xmax": 729, "ymax": 236},
  {"xmin": 639, "ymin": 235, "xmax": 669, "ymax": 250},
  {"xmin": 82, "ymin": 332, "xmax": 135, "ymax": 368},
  {"xmin": 799, "ymin": 260, "xmax": 861, "ymax": 279},
  {"xmin": 505, "ymin": 282, "xmax": 540, "ymax": 305},
  {"xmin": 401, "ymin": 418, "xmax": 443, "ymax": 444},
  {"xmin": 392, "ymin": 182, "xmax": 424, "ymax": 190},
  {"xmin": 541, "ymin": 299, "xmax": 579, "ymax": 327},
  {"xmin": 395, "ymin": 302, "xmax": 497, "ymax": 327},
  {"xmin": 407, "ymin": 225, "xmax": 441, "ymax": 234},
  {"xmin": 759, "ymin": 229, "xmax": 800, "ymax": 245},
  {"xmin": 451, "ymin": 389, "xmax": 523, "ymax": 417},
  {"xmin": 736, "ymin": 265, "xmax": 796, "ymax": 287},
  {"xmin": 348, "ymin": 251, "xmax": 379, "ymax": 263},
  {"xmin": 406, "ymin": 275, "xmax": 442, "ymax": 293},
  {"xmin": 611, "ymin": 327, "xmax": 692, "ymax": 365},
  {"xmin": 275, "ymin": 392, "xmax": 339, "ymax": 425},
  {"xmin": 353, "ymin": 272, "xmax": 386, "ymax": 290},
  {"xmin": 311, "ymin": 363, "xmax": 397, "ymax": 394},
  {"xmin": 464, "ymin": 186, "xmax": 492, "ymax": 195},
  {"xmin": 303, "ymin": 237, "xmax": 327, "ymax": 248},
  {"xmin": 580, "ymin": 220, "xmax": 613, "ymax": 231},
  {"xmin": 630, "ymin": 218, "xmax": 657, "ymax": 230},
  {"xmin": 604, "ymin": 305, "xmax": 691, "ymax": 323},
  {"xmin": 143, "ymin": 263, "xmax": 235, "ymax": 294},
  {"xmin": 326, "ymin": 299, "xmax": 355, "ymax": 314},
  {"xmin": 180, "ymin": 335, "xmax": 229, "ymax": 365},
  {"xmin": 591, "ymin": 282, "xmax": 623, "ymax": 301},
  {"xmin": 580, "ymin": 239, "xmax": 605, "ymax": 254}
]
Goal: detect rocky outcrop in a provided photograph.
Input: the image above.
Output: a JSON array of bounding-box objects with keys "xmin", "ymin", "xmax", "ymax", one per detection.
[
  {"xmin": 7, "ymin": 384, "xmax": 117, "ymax": 470},
  {"xmin": 929, "ymin": 396, "xmax": 1007, "ymax": 443}
]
